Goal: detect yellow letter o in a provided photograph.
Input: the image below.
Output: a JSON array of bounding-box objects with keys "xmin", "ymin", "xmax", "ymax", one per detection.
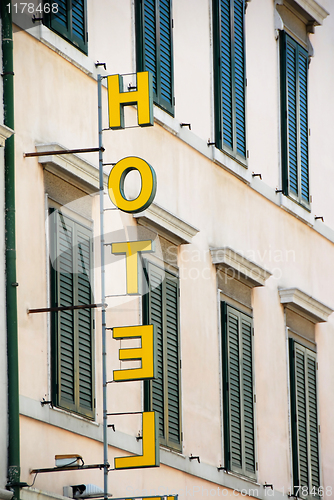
[{"xmin": 108, "ymin": 156, "xmax": 157, "ymax": 214}]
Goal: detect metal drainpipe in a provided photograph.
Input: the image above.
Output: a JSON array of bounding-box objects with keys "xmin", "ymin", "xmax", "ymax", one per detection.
[{"xmin": 1, "ymin": 4, "xmax": 20, "ymax": 500}]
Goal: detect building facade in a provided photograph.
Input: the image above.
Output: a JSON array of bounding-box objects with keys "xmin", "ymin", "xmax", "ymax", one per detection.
[{"xmin": 4, "ymin": 1, "xmax": 334, "ymax": 500}]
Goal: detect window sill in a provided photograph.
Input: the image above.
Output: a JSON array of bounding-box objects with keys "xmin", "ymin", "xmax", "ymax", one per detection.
[
  {"xmin": 24, "ymin": 23, "xmax": 97, "ymax": 77},
  {"xmin": 279, "ymin": 194, "xmax": 313, "ymax": 226}
]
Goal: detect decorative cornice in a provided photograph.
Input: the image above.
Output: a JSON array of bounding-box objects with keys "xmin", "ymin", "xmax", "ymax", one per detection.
[
  {"xmin": 36, "ymin": 143, "xmax": 107, "ymax": 194},
  {"xmin": 133, "ymin": 203, "xmax": 199, "ymax": 245},
  {"xmin": 275, "ymin": 0, "xmax": 329, "ymax": 26},
  {"xmin": 279, "ymin": 287, "xmax": 333, "ymax": 323},
  {"xmin": 0, "ymin": 124, "xmax": 14, "ymax": 147},
  {"xmin": 210, "ymin": 247, "xmax": 272, "ymax": 287}
]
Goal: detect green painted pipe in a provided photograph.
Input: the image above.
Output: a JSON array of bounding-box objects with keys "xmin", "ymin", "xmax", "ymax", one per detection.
[{"xmin": 1, "ymin": 3, "xmax": 20, "ymax": 499}]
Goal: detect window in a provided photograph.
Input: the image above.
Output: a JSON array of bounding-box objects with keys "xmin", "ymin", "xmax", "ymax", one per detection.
[
  {"xmin": 289, "ymin": 339, "xmax": 320, "ymax": 497},
  {"xmin": 221, "ymin": 302, "xmax": 256, "ymax": 479},
  {"xmin": 50, "ymin": 210, "xmax": 94, "ymax": 419},
  {"xmin": 280, "ymin": 32, "xmax": 309, "ymax": 206},
  {"xmin": 44, "ymin": 0, "xmax": 88, "ymax": 54},
  {"xmin": 213, "ymin": 0, "xmax": 246, "ymax": 160},
  {"xmin": 135, "ymin": 0, "xmax": 174, "ymax": 115},
  {"xmin": 143, "ymin": 261, "xmax": 181, "ymax": 451}
]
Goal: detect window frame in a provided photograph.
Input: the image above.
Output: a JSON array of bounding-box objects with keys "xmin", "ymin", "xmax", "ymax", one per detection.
[
  {"xmin": 49, "ymin": 209, "xmax": 95, "ymax": 419},
  {"xmin": 44, "ymin": 0, "xmax": 88, "ymax": 55},
  {"xmin": 135, "ymin": 0, "xmax": 174, "ymax": 116},
  {"xmin": 213, "ymin": 0, "xmax": 247, "ymax": 163},
  {"xmin": 280, "ymin": 31, "xmax": 310, "ymax": 209},
  {"xmin": 143, "ymin": 260, "xmax": 182, "ymax": 452},
  {"xmin": 289, "ymin": 338, "xmax": 321, "ymax": 498},
  {"xmin": 220, "ymin": 301, "xmax": 257, "ymax": 479}
]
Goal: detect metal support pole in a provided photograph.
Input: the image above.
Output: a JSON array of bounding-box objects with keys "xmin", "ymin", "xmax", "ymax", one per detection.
[{"xmin": 97, "ymin": 74, "xmax": 108, "ymax": 499}]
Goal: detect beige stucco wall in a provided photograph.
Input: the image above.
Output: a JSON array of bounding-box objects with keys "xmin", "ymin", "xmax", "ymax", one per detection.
[{"xmin": 12, "ymin": 0, "xmax": 334, "ymax": 498}]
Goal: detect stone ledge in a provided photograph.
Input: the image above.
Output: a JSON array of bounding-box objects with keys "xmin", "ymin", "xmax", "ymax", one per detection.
[
  {"xmin": 134, "ymin": 203, "xmax": 199, "ymax": 245},
  {"xmin": 36, "ymin": 143, "xmax": 107, "ymax": 194},
  {"xmin": 0, "ymin": 124, "xmax": 14, "ymax": 147},
  {"xmin": 275, "ymin": 0, "xmax": 329, "ymax": 26},
  {"xmin": 210, "ymin": 247, "xmax": 272, "ymax": 287},
  {"xmin": 279, "ymin": 287, "xmax": 333, "ymax": 323}
]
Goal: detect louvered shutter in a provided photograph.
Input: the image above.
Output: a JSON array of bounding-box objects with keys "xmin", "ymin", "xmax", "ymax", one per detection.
[
  {"xmin": 58, "ymin": 214, "xmax": 75, "ymax": 408},
  {"xmin": 159, "ymin": 0, "xmax": 173, "ymax": 109},
  {"xmin": 234, "ymin": 0, "xmax": 246, "ymax": 157},
  {"xmin": 221, "ymin": 303, "xmax": 256, "ymax": 478},
  {"xmin": 165, "ymin": 274, "xmax": 180, "ymax": 445},
  {"xmin": 143, "ymin": 0, "xmax": 157, "ymax": 94},
  {"xmin": 281, "ymin": 33, "xmax": 309, "ymax": 204},
  {"xmin": 298, "ymin": 50, "xmax": 309, "ymax": 202},
  {"xmin": 51, "ymin": 211, "xmax": 94, "ymax": 418},
  {"xmin": 214, "ymin": 0, "xmax": 246, "ymax": 158},
  {"xmin": 76, "ymin": 225, "xmax": 94, "ymax": 414},
  {"xmin": 149, "ymin": 266, "xmax": 165, "ymax": 438},
  {"xmin": 144, "ymin": 262, "xmax": 181, "ymax": 450},
  {"xmin": 137, "ymin": 0, "xmax": 174, "ymax": 114},
  {"xmin": 49, "ymin": 0, "xmax": 87, "ymax": 54},
  {"xmin": 289, "ymin": 340, "xmax": 320, "ymax": 494},
  {"xmin": 220, "ymin": 0, "xmax": 233, "ymax": 149}
]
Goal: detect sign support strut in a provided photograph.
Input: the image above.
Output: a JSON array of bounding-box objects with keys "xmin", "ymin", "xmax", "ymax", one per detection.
[{"xmin": 98, "ymin": 74, "xmax": 108, "ymax": 500}]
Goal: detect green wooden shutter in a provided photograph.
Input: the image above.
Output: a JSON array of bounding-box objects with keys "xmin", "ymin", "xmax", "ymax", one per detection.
[
  {"xmin": 165, "ymin": 274, "xmax": 180, "ymax": 445},
  {"xmin": 50, "ymin": 211, "xmax": 94, "ymax": 418},
  {"xmin": 289, "ymin": 340, "xmax": 320, "ymax": 495},
  {"xmin": 76, "ymin": 225, "xmax": 94, "ymax": 414},
  {"xmin": 58, "ymin": 214, "xmax": 75, "ymax": 409},
  {"xmin": 280, "ymin": 32, "xmax": 309, "ymax": 204},
  {"xmin": 149, "ymin": 266, "xmax": 165, "ymax": 438},
  {"xmin": 143, "ymin": 262, "xmax": 181, "ymax": 450},
  {"xmin": 214, "ymin": 0, "xmax": 246, "ymax": 158},
  {"xmin": 47, "ymin": 0, "xmax": 87, "ymax": 54},
  {"xmin": 136, "ymin": 0, "xmax": 174, "ymax": 115},
  {"xmin": 221, "ymin": 303, "xmax": 256, "ymax": 478}
]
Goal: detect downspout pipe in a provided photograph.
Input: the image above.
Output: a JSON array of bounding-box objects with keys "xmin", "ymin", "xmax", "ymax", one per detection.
[{"xmin": 1, "ymin": 4, "xmax": 20, "ymax": 500}]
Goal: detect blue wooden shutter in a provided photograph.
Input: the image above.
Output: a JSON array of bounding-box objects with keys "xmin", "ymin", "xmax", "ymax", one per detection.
[
  {"xmin": 214, "ymin": 0, "xmax": 246, "ymax": 158},
  {"xmin": 286, "ymin": 38, "xmax": 298, "ymax": 195},
  {"xmin": 143, "ymin": 0, "xmax": 157, "ymax": 94},
  {"xmin": 220, "ymin": 0, "xmax": 233, "ymax": 149},
  {"xmin": 159, "ymin": 0, "xmax": 173, "ymax": 108},
  {"xmin": 234, "ymin": 0, "xmax": 246, "ymax": 157},
  {"xmin": 289, "ymin": 340, "xmax": 320, "ymax": 493},
  {"xmin": 49, "ymin": 0, "xmax": 87, "ymax": 54},
  {"xmin": 222, "ymin": 303, "xmax": 256, "ymax": 478},
  {"xmin": 298, "ymin": 50, "xmax": 309, "ymax": 202},
  {"xmin": 138, "ymin": 0, "xmax": 174, "ymax": 114},
  {"xmin": 281, "ymin": 33, "xmax": 309, "ymax": 203}
]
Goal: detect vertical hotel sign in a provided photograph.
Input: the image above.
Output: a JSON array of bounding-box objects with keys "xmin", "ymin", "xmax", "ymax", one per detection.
[{"xmin": 106, "ymin": 72, "xmax": 159, "ymax": 469}]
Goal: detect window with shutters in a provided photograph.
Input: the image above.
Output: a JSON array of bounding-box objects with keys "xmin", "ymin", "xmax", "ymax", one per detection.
[
  {"xmin": 280, "ymin": 32, "xmax": 309, "ymax": 207},
  {"xmin": 44, "ymin": 0, "xmax": 88, "ymax": 54},
  {"xmin": 213, "ymin": 0, "xmax": 247, "ymax": 161},
  {"xmin": 289, "ymin": 339, "xmax": 320, "ymax": 497},
  {"xmin": 49, "ymin": 210, "xmax": 94, "ymax": 419},
  {"xmin": 135, "ymin": 0, "xmax": 174, "ymax": 115},
  {"xmin": 143, "ymin": 261, "xmax": 181, "ymax": 451},
  {"xmin": 221, "ymin": 302, "xmax": 256, "ymax": 479}
]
